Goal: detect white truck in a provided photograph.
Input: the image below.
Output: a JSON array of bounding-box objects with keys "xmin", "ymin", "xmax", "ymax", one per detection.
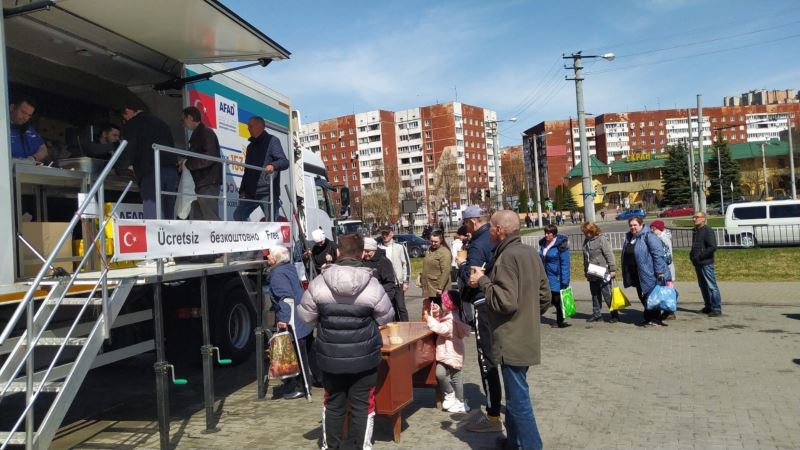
[{"xmin": 0, "ymin": 1, "xmax": 336, "ymax": 448}]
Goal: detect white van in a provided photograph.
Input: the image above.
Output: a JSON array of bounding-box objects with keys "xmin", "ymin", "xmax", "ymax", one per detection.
[{"xmin": 724, "ymin": 200, "xmax": 800, "ymax": 247}]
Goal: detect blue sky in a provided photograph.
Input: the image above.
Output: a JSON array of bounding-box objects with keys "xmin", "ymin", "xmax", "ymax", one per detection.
[{"xmin": 223, "ymin": 0, "xmax": 800, "ymax": 145}]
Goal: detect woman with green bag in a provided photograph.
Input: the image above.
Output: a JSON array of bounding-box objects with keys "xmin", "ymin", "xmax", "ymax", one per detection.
[
  {"xmin": 539, "ymin": 224, "xmax": 571, "ymax": 328},
  {"xmin": 581, "ymin": 222, "xmax": 619, "ymax": 323}
]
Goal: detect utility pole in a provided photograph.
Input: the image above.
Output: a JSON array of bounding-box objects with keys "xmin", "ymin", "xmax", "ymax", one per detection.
[
  {"xmin": 717, "ymin": 143, "xmax": 724, "ymax": 214},
  {"xmin": 565, "ymin": 53, "xmax": 596, "ymax": 222},
  {"xmin": 533, "ymin": 134, "xmax": 544, "ymax": 227},
  {"xmin": 696, "ymin": 94, "xmax": 707, "ymax": 213},
  {"xmin": 789, "ymin": 118, "xmax": 797, "ymax": 199},
  {"xmin": 761, "ymin": 142, "xmax": 769, "ymax": 198},
  {"xmin": 687, "ymin": 110, "xmax": 699, "ymax": 211},
  {"xmin": 491, "ymin": 121, "xmax": 501, "ymax": 211}
]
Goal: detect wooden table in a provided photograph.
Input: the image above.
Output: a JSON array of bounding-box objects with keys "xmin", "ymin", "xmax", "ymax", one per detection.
[{"xmin": 375, "ymin": 322, "xmax": 440, "ymax": 442}]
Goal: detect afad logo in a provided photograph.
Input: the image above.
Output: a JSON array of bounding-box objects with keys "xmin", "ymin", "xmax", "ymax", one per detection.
[
  {"xmin": 280, "ymin": 225, "xmax": 291, "ymax": 243},
  {"xmin": 118, "ymin": 225, "xmax": 148, "ymax": 253}
]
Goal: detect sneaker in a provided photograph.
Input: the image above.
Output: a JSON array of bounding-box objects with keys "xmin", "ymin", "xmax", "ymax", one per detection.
[
  {"xmin": 637, "ymin": 320, "xmax": 653, "ymax": 327},
  {"xmin": 446, "ymin": 399, "xmax": 470, "ymax": 413},
  {"xmin": 653, "ymin": 320, "xmax": 668, "ymax": 327},
  {"xmin": 708, "ymin": 311, "xmax": 722, "ymax": 317},
  {"xmin": 466, "ymin": 414, "xmax": 504, "ymax": 433},
  {"xmin": 442, "ymin": 391, "xmax": 457, "ymax": 410},
  {"xmin": 586, "ymin": 316, "xmax": 602, "ymax": 323}
]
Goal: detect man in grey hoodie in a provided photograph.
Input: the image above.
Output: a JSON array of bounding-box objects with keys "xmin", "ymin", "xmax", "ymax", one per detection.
[{"xmin": 298, "ymin": 234, "xmax": 394, "ymax": 450}]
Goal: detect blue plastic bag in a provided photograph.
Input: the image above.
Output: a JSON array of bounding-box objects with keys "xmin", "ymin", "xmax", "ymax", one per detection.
[{"xmin": 646, "ymin": 284, "xmax": 678, "ymax": 312}]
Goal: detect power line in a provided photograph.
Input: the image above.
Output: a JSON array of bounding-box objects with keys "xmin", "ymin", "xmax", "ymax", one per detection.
[
  {"xmin": 586, "ymin": 32, "xmax": 800, "ymax": 76},
  {"xmin": 616, "ymin": 19, "xmax": 800, "ymax": 58}
]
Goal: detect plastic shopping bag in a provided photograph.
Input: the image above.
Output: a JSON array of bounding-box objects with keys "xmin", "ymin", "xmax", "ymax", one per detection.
[
  {"xmin": 646, "ymin": 284, "xmax": 678, "ymax": 312},
  {"xmin": 174, "ymin": 169, "xmax": 197, "ymax": 220},
  {"xmin": 268, "ymin": 331, "xmax": 300, "ymax": 380},
  {"xmin": 560, "ymin": 286, "xmax": 576, "ymax": 318},
  {"xmin": 609, "ymin": 285, "xmax": 630, "ymax": 312}
]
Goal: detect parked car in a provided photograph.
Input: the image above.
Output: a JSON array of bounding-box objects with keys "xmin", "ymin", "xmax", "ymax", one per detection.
[
  {"xmin": 616, "ymin": 208, "xmax": 646, "ymax": 221},
  {"xmin": 658, "ymin": 205, "xmax": 694, "ymax": 217},
  {"xmin": 393, "ymin": 234, "xmax": 431, "ymax": 258}
]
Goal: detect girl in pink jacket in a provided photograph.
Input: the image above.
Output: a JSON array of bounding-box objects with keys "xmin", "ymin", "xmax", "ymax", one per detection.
[{"xmin": 424, "ymin": 292, "xmax": 471, "ymax": 413}]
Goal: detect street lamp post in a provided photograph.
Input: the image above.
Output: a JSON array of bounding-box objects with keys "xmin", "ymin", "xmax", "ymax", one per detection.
[
  {"xmin": 528, "ymin": 131, "xmax": 551, "ymax": 227},
  {"xmin": 564, "ymin": 51, "xmax": 614, "ymax": 223},
  {"xmin": 487, "ymin": 117, "xmax": 517, "ymax": 211},
  {"xmin": 761, "ymin": 142, "xmax": 769, "ymax": 198}
]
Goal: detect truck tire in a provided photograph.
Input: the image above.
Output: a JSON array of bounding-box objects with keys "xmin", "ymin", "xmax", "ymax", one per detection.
[{"xmin": 213, "ymin": 282, "xmax": 256, "ymax": 364}]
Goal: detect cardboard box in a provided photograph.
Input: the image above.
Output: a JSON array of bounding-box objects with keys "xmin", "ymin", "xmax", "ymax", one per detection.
[{"xmin": 19, "ymin": 222, "xmax": 73, "ymax": 277}]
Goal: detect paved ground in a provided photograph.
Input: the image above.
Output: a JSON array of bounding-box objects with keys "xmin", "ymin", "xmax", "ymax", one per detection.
[{"xmin": 54, "ymin": 281, "xmax": 800, "ymax": 449}]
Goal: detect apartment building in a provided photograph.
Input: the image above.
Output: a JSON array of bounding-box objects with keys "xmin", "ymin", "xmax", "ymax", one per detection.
[
  {"xmin": 300, "ymin": 102, "xmax": 497, "ymax": 223},
  {"xmin": 523, "ymin": 102, "xmax": 800, "ymax": 200},
  {"xmin": 725, "ymin": 89, "xmax": 798, "ymax": 106}
]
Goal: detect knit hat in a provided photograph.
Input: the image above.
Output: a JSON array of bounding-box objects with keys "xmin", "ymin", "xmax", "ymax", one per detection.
[
  {"xmin": 311, "ymin": 229, "xmax": 326, "ymax": 243},
  {"xmin": 363, "ymin": 237, "xmax": 378, "ymax": 251},
  {"xmin": 650, "ymin": 220, "xmax": 665, "ymax": 232}
]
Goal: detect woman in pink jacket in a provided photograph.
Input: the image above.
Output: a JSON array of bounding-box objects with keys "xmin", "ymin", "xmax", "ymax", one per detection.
[{"xmin": 424, "ymin": 291, "xmax": 471, "ymax": 413}]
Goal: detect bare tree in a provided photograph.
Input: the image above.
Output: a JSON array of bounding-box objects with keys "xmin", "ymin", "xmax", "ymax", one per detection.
[
  {"xmin": 429, "ymin": 146, "xmax": 461, "ymax": 226},
  {"xmin": 501, "ymin": 154, "xmax": 526, "ymax": 207}
]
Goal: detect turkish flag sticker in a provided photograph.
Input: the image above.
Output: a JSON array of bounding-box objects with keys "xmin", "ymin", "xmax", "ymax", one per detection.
[
  {"xmin": 280, "ymin": 225, "xmax": 291, "ymax": 243},
  {"xmin": 118, "ymin": 225, "xmax": 148, "ymax": 253}
]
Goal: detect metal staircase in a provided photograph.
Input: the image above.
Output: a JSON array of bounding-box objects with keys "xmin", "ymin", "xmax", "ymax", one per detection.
[{"xmin": 0, "ymin": 142, "xmax": 136, "ymax": 450}]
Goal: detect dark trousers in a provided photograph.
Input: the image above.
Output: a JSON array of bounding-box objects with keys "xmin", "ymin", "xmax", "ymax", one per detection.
[
  {"xmin": 140, "ymin": 167, "xmax": 178, "ymax": 220},
  {"xmin": 322, "ymin": 368, "xmax": 377, "ymax": 450},
  {"xmin": 635, "ymin": 285, "xmax": 659, "ymax": 322},
  {"xmin": 551, "ymin": 291, "xmax": 565, "ymax": 324},
  {"xmin": 392, "ymin": 287, "xmax": 409, "ymax": 322},
  {"xmin": 474, "ymin": 303, "xmax": 502, "ymax": 418},
  {"xmin": 589, "ymin": 279, "xmax": 616, "ymax": 318},
  {"xmin": 189, "ymin": 184, "xmax": 221, "ymax": 221}
]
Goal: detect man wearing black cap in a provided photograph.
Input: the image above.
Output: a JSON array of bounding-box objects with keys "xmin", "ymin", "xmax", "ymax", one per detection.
[{"xmin": 456, "ymin": 205, "xmax": 503, "ymax": 433}]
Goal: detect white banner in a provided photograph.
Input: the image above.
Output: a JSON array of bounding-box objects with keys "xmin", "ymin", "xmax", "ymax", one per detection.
[{"xmin": 112, "ymin": 219, "xmax": 291, "ymax": 261}]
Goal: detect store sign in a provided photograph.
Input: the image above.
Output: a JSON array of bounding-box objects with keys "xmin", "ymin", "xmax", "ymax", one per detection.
[
  {"xmin": 112, "ymin": 219, "xmax": 290, "ymax": 261},
  {"xmin": 625, "ymin": 152, "xmax": 670, "ymax": 163}
]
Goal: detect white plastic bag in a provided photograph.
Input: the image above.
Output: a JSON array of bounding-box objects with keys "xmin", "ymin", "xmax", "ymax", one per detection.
[{"xmin": 175, "ymin": 169, "xmax": 197, "ymax": 219}]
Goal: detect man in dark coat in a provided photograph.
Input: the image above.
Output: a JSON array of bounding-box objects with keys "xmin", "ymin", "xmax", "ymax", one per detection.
[
  {"xmin": 181, "ymin": 106, "xmax": 221, "ymax": 221},
  {"xmin": 121, "ymin": 97, "xmax": 177, "ymax": 219},
  {"xmin": 457, "ymin": 205, "xmax": 502, "ymax": 433},
  {"xmin": 361, "ymin": 237, "xmax": 396, "ymax": 301},
  {"xmin": 691, "ymin": 211, "xmax": 723, "ymax": 316},
  {"xmin": 234, "ymin": 116, "xmax": 289, "ymax": 221},
  {"xmin": 469, "ymin": 210, "xmax": 551, "ymax": 450}
]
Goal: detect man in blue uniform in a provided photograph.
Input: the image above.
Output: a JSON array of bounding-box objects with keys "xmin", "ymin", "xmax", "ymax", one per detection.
[{"xmin": 9, "ymin": 95, "xmax": 48, "ymax": 162}]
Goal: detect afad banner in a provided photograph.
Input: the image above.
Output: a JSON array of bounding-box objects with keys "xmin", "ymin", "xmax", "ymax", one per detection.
[{"xmin": 112, "ymin": 219, "xmax": 291, "ymax": 261}]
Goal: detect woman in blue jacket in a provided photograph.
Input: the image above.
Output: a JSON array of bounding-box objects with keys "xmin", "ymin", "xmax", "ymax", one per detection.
[
  {"xmin": 266, "ymin": 245, "xmax": 315, "ymax": 399},
  {"xmin": 621, "ymin": 217, "xmax": 671, "ymax": 327},
  {"xmin": 539, "ymin": 224, "xmax": 571, "ymax": 328}
]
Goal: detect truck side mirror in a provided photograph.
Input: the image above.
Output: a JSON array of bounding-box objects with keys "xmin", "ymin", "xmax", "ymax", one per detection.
[{"xmin": 340, "ymin": 187, "xmax": 350, "ymax": 207}]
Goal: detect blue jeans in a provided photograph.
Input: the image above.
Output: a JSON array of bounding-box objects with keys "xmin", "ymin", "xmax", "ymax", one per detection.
[
  {"xmin": 501, "ymin": 364, "xmax": 543, "ymax": 450},
  {"xmin": 695, "ymin": 264, "xmax": 722, "ymax": 312},
  {"xmin": 233, "ymin": 193, "xmax": 280, "ymax": 221}
]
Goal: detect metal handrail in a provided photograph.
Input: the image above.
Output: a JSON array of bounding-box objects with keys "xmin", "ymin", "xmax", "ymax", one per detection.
[
  {"xmin": 0, "ymin": 182, "xmax": 134, "ymax": 402},
  {"xmin": 0, "ymin": 140, "xmax": 128, "ymax": 346}
]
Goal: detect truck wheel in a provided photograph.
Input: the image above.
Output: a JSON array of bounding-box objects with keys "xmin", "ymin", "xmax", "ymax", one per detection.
[
  {"xmin": 213, "ymin": 285, "xmax": 256, "ymax": 364},
  {"xmin": 740, "ymin": 233, "xmax": 756, "ymax": 248}
]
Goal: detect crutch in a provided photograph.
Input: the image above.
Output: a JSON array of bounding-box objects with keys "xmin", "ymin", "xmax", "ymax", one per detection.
[{"xmin": 284, "ymin": 298, "xmax": 312, "ymax": 402}]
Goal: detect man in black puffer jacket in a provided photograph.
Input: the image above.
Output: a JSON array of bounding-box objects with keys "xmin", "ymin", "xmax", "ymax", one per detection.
[{"xmin": 298, "ymin": 234, "xmax": 394, "ymax": 450}]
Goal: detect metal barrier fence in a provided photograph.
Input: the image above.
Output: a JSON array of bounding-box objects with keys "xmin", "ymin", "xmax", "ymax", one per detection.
[{"xmin": 521, "ymin": 227, "xmax": 737, "ymax": 251}]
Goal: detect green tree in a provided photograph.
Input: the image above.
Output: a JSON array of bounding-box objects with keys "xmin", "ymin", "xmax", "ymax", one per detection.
[
  {"xmin": 707, "ymin": 138, "xmax": 741, "ymax": 204},
  {"xmin": 554, "ymin": 184, "xmax": 577, "ymax": 211},
  {"xmin": 662, "ymin": 143, "xmax": 692, "ymax": 206},
  {"xmin": 518, "ymin": 189, "xmax": 530, "ymax": 213}
]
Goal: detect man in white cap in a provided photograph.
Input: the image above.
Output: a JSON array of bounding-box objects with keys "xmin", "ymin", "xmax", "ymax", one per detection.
[
  {"xmin": 362, "ymin": 237, "xmax": 396, "ymax": 301},
  {"xmin": 378, "ymin": 226, "xmax": 410, "ymax": 321},
  {"xmin": 305, "ymin": 229, "xmax": 337, "ymax": 275}
]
